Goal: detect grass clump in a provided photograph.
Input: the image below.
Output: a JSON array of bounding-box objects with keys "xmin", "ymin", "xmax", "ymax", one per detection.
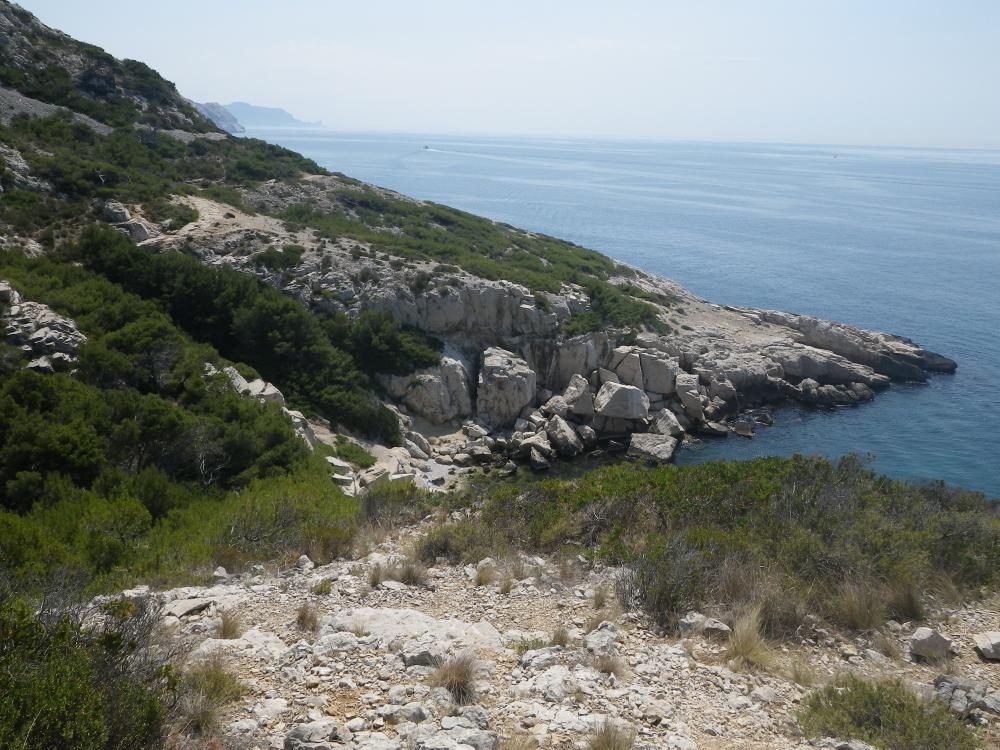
[
  {"xmin": 594, "ymin": 654, "xmax": 626, "ymax": 678},
  {"xmin": 296, "ymin": 602, "xmax": 319, "ymax": 633},
  {"xmin": 215, "ymin": 609, "xmax": 242, "ymax": 639},
  {"xmin": 498, "ymin": 576, "xmax": 513, "ymax": 595},
  {"xmin": 586, "ymin": 719, "xmax": 636, "ymax": 750},
  {"xmin": 514, "ymin": 637, "xmax": 548, "ymax": 655},
  {"xmin": 827, "ymin": 579, "xmax": 887, "ymax": 631},
  {"xmin": 429, "ymin": 653, "xmax": 478, "ymax": 705},
  {"xmin": 310, "ymin": 578, "xmax": 333, "ymax": 595},
  {"xmin": 177, "ymin": 654, "xmax": 247, "ymax": 736},
  {"xmin": 798, "ymin": 674, "xmax": 976, "ymax": 750},
  {"xmin": 726, "ymin": 607, "xmax": 775, "ymax": 672},
  {"xmin": 387, "ymin": 559, "xmax": 428, "ymax": 587},
  {"xmin": 550, "ymin": 626, "xmax": 571, "ymax": 647}
]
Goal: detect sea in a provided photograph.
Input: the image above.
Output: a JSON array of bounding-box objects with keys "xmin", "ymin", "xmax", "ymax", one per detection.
[{"xmin": 246, "ymin": 129, "xmax": 1000, "ymax": 498}]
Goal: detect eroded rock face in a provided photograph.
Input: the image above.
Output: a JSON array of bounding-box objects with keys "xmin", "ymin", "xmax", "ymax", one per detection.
[{"xmin": 476, "ymin": 347, "xmax": 535, "ymax": 429}]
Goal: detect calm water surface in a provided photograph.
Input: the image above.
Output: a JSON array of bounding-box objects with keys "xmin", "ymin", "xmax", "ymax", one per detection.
[{"xmin": 251, "ymin": 129, "xmax": 1000, "ymax": 497}]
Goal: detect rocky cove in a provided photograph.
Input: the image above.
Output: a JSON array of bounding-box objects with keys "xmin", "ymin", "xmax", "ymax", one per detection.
[{"xmin": 110, "ymin": 186, "xmax": 956, "ymax": 488}]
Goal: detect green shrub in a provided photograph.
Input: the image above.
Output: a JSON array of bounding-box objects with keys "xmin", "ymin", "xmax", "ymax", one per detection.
[
  {"xmin": 0, "ymin": 590, "xmax": 166, "ymax": 750},
  {"xmin": 798, "ymin": 675, "xmax": 976, "ymax": 750}
]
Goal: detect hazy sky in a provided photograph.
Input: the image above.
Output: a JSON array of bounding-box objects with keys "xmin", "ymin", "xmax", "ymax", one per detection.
[{"xmin": 19, "ymin": 0, "xmax": 1000, "ymax": 148}]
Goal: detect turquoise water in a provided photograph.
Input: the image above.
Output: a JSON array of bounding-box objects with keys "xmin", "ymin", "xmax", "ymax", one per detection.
[{"xmin": 251, "ymin": 130, "xmax": 1000, "ymax": 497}]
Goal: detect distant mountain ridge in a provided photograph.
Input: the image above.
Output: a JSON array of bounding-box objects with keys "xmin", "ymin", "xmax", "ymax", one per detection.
[
  {"xmin": 224, "ymin": 101, "xmax": 322, "ymax": 129},
  {"xmin": 192, "ymin": 101, "xmax": 244, "ymax": 133}
]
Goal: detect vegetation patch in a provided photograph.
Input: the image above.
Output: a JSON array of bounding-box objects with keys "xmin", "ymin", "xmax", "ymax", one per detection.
[
  {"xmin": 798, "ymin": 674, "xmax": 976, "ymax": 750},
  {"xmin": 422, "ymin": 456, "xmax": 999, "ymax": 631}
]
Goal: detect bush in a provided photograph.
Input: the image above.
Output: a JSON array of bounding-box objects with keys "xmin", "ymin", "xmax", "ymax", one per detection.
[
  {"xmin": 798, "ymin": 675, "xmax": 976, "ymax": 750},
  {"xmin": 0, "ymin": 589, "xmax": 166, "ymax": 750}
]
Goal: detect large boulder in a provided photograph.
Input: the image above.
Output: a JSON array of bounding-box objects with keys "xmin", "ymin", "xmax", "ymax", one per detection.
[
  {"xmin": 476, "ymin": 347, "xmax": 536, "ymax": 429},
  {"xmin": 639, "ymin": 352, "xmax": 678, "ymax": 395},
  {"xmin": 562, "ymin": 373, "xmax": 594, "ymax": 417},
  {"xmin": 381, "ymin": 355, "xmax": 473, "ymax": 424},
  {"xmin": 609, "ymin": 347, "xmax": 644, "ymax": 388},
  {"xmin": 593, "ymin": 382, "xmax": 649, "ymax": 420},
  {"xmin": 627, "ymin": 433, "xmax": 677, "ymax": 463},
  {"xmin": 545, "ymin": 415, "xmax": 584, "ymax": 457}
]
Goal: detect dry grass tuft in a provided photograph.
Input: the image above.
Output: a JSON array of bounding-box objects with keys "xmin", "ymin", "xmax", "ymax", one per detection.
[
  {"xmin": 593, "ymin": 585, "xmax": 610, "ymax": 610},
  {"xmin": 349, "ymin": 620, "xmax": 370, "ymax": 637},
  {"xmin": 499, "ymin": 736, "xmax": 539, "ymax": 750},
  {"xmin": 586, "ymin": 719, "xmax": 636, "ymax": 750},
  {"xmin": 828, "ymin": 579, "xmax": 886, "ymax": 631},
  {"xmin": 296, "ymin": 602, "xmax": 319, "ymax": 632},
  {"xmin": 499, "ymin": 576, "xmax": 513, "ymax": 595},
  {"xmin": 310, "ymin": 578, "xmax": 333, "ymax": 595},
  {"xmin": 594, "ymin": 654, "xmax": 626, "ymax": 678},
  {"xmin": 784, "ymin": 655, "xmax": 819, "ymax": 686},
  {"xmin": 368, "ymin": 563, "xmax": 385, "ymax": 588},
  {"xmin": 429, "ymin": 652, "xmax": 478, "ymax": 705},
  {"xmin": 550, "ymin": 626, "xmax": 570, "ymax": 647},
  {"xmin": 388, "ymin": 559, "xmax": 428, "ymax": 587},
  {"xmin": 177, "ymin": 655, "xmax": 247, "ymax": 735},
  {"xmin": 215, "ymin": 609, "xmax": 242, "ymax": 640},
  {"xmin": 726, "ymin": 606, "xmax": 775, "ymax": 671},
  {"xmin": 873, "ymin": 631, "xmax": 901, "ymax": 660},
  {"xmin": 475, "ymin": 565, "xmax": 497, "ymax": 588}
]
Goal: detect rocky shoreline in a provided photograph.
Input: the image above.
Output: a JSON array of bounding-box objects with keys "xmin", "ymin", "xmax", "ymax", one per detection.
[{"xmin": 122, "ymin": 190, "xmax": 956, "ymax": 488}]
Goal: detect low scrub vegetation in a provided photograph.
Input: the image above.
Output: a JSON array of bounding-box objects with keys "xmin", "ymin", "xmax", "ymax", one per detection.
[
  {"xmin": 419, "ymin": 456, "xmax": 999, "ymax": 632},
  {"xmin": 798, "ymin": 674, "xmax": 976, "ymax": 750}
]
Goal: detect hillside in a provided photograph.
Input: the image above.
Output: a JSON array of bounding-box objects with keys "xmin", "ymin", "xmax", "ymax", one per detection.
[{"xmin": 1, "ymin": 4, "xmax": 997, "ymax": 750}]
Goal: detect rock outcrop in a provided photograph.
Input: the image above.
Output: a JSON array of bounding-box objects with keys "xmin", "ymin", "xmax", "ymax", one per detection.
[
  {"xmin": 476, "ymin": 347, "xmax": 535, "ymax": 430},
  {"xmin": 1, "ymin": 280, "xmax": 87, "ymax": 371}
]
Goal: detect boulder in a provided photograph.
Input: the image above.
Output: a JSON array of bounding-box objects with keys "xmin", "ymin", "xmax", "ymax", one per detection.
[
  {"xmin": 973, "ymin": 632, "xmax": 1000, "ymax": 661},
  {"xmin": 593, "ymin": 382, "xmax": 649, "ymax": 420},
  {"xmin": 380, "ymin": 355, "xmax": 473, "ymax": 424},
  {"xmin": 476, "ymin": 347, "xmax": 536, "ymax": 429},
  {"xmin": 648, "ymin": 409, "xmax": 684, "ymax": 438},
  {"xmin": 545, "ymin": 415, "xmax": 584, "ymax": 457},
  {"xmin": 639, "ymin": 352, "xmax": 678, "ymax": 395},
  {"xmin": 283, "ymin": 720, "xmax": 345, "ymax": 750},
  {"xmin": 627, "ymin": 433, "xmax": 677, "ymax": 463},
  {"xmin": 583, "ymin": 622, "xmax": 618, "ymax": 657},
  {"xmin": 609, "ymin": 347, "xmax": 644, "ymax": 388},
  {"xmin": 562, "ymin": 373, "xmax": 594, "ymax": 417},
  {"xmin": 528, "ymin": 447, "xmax": 550, "ymax": 471},
  {"xmin": 910, "ymin": 627, "xmax": 951, "ymax": 660},
  {"xmin": 518, "ymin": 431, "xmax": 555, "ymax": 460},
  {"xmin": 102, "ymin": 200, "xmax": 131, "ymax": 223}
]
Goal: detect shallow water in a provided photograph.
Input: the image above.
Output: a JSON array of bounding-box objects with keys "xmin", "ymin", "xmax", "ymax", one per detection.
[{"xmin": 251, "ymin": 130, "xmax": 1000, "ymax": 497}]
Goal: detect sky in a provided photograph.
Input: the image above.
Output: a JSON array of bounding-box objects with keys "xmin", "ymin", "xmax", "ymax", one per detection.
[{"xmin": 18, "ymin": 0, "xmax": 1000, "ymax": 148}]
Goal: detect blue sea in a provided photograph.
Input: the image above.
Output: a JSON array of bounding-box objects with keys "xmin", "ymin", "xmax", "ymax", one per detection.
[{"xmin": 250, "ymin": 130, "xmax": 1000, "ymax": 497}]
